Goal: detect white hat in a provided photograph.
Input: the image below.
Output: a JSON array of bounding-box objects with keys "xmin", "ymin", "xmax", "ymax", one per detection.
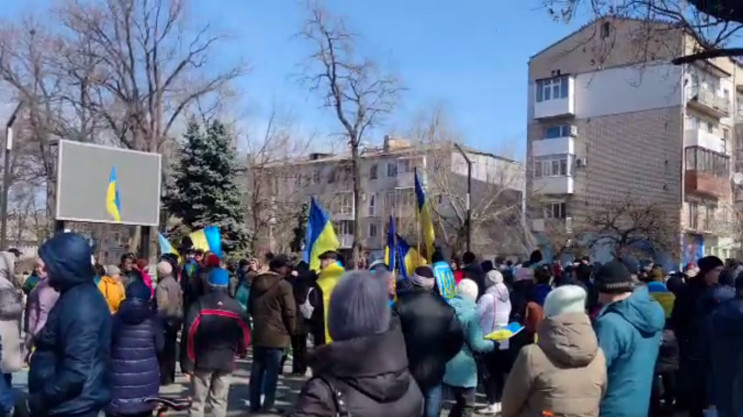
[
  {"xmin": 544, "ymin": 285, "xmax": 587, "ymax": 318},
  {"xmin": 486, "ymin": 270, "xmax": 504, "ymax": 285},
  {"xmin": 457, "ymin": 278, "xmax": 479, "ymax": 302}
]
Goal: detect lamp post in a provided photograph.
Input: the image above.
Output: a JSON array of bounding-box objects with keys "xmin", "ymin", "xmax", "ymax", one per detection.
[
  {"xmin": 1, "ymin": 102, "xmax": 24, "ymax": 251},
  {"xmin": 454, "ymin": 143, "xmax": 472, "ymax": 253}
]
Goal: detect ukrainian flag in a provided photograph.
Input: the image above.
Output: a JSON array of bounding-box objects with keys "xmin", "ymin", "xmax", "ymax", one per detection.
[
  {"xmin": 303, "ymin": 197, "xmax": 340, "ymax": 272},
  {"xmin": 317, "ymin": 262, "xmax": 345, "ymax": 343},
  {"xmin": 189, "ymin": 226, "xmax": 222, "ymax": 258},
  {"xmin": 396, "ymin": 234, "xmax": 425, "ymax": 281},
  {"xmin": 106, "ymin": 166, "xmax": 122, "ymax": 222},
  {"xmin": 484, "ymin": 322, "xmax": 525, "ymax": 342},
  {"xmin": 414, "ymin": 168, "xmax": 435, "ymax": 258},
  {"xmin": 157, "ymin": 232, "xmax": 181, "ymax": 262},
  {"xmin": 384, "ymin": 216, "xmax": 397, "ymax": 273}
]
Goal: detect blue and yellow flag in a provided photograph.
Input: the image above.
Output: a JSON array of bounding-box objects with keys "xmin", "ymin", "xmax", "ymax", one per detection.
[
  {"xmin": 385, "ymin": 216, "xmax": 397, "ymax": 273},
  {"xmin": 190, "ymin": 226, "xmax": 222, "ymax": 258},
  {"xmin": 396, "ymin": 234, "xmax": 425, "ymax": 281},
  {"xmin": 432, "ymin": 260, "xmax": 457, "ymax": 300},
  {"xmin": 106, "ymin": 166, "xmax": 122, "ymax": 222},
  {"xmin": 303, "ymin": 197, "xmax": 340, "ymax": 272},
  {"xmin": 317, "ymin": 262, "xmax": 345, "ymax": 343},
  {"xmin": 485, "ymin": 322, "xmax": 525, "ymax": 342},
  {"xmin": 414, "ymin": 169, "xmax": 435, "ymax": 258},
  {"xmin": 157, "ymin": 233, "xmax": 181, "ymax": 262}
]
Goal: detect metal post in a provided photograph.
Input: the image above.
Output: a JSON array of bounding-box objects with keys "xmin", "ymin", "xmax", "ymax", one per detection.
[
  {"xmin": 454, "ymin": 144, "xmax": 472, "ymax": 253},
  {"xmin": 1, "ymin": 102, "xmax": 23, "ymax": 251}
]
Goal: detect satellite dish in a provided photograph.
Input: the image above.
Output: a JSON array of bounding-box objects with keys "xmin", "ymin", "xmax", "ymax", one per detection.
[{"xmin": 733, "ymin": 172, "xmax": 743, "ymax": 185}]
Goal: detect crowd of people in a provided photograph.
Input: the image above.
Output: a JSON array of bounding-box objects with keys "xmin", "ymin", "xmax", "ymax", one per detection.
[{"xmin": 0, "ymin": 232, "xmax": 739, "ymax": 417}]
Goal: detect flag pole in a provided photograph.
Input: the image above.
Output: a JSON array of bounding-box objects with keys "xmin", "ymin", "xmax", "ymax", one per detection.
[{"xmin": 414, "ymin": 167, "xmax": 421, "ymax": 259}]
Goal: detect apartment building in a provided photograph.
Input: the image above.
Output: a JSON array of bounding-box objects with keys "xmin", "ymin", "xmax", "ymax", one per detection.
[
  {"xmin": 254, "ymin": 137, "xmax": 526, "ymax": 259},
  {"xmin": 527, "ymin": 18, "xmax": 743, "ymax": 262}
]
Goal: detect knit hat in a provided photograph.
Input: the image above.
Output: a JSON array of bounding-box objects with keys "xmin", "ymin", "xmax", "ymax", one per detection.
[
  {"xmin": 410, "ymin": 265, "xmax": 435, "ymax": 290},
  {"xmin": 156, "ymin": 261, "xmax": 173, "ymax": 277},
  {"xmin": 698, "ymin": 256, "xmax": 723, "ymax": 276},
  {"xmin": 457, "ymin": 279, "xmax": 479, "ymax": 302},
  {"xmin": 594, "ymin": 260, "xmax": 634, "ymax": 294},
  {"xmin": 209, "ymin": 268, "xmax": 229, "ymax": 287},
  {"xmin": 544, "ymin": 285, "xmax": 587, "ymax": 317},
  {"xmin": 486, "ymin": 270, "xmax": 504, "ymax": 285},
  {"xmin": 106, "ymin": 265, "xmax": 121, "ymax": 278},
  {"xmin": 514, "ymin": 266, "xmax": 534, "ymax": 282},
  {"xmin": 125, "ymin": 279, "xmax": 151, "ymax": 301},
  {"xmin": 327, "ymin": 271, "xmax": 390, "ymax": 341},
  {"xmin": 205, "ymin": 253, "xmax": 221, "ymax": 268}
]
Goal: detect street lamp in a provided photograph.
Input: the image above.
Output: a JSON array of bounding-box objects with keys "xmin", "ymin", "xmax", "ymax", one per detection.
[
  {"xmin": 1, "ymin": 101, "xmax": 24, "ymax": 251},
  {"xmin": 454, "ymin": 143, "xmax": 472, "ymax": 253}
]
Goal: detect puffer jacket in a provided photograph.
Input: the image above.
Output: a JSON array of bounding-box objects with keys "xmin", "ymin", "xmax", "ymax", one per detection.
[
  {"xmin": 24, "ymin": 277, "xmax": 60, "ymax": 351},
  {"xmin": 502, "ymin": 313, "xmax": 607, "ymax": 417},
  {"xmin": 444, "ymin": 295, "xmax": 495, "ymax": 388},
  {"xmin": 477, "ymin": 283, "xmax": 512, "ymax": 336},
  {"xmin": 708, "ymin": 297, "xmax": 743, "ymax": 417},
  {"xmin": 98, "ymin": 275, "xmax": 125, "ymax": 313},
  {"xmin": 248, "ymin": 271, "xmax": 296, "ymax": 348},
  {"xmin": 107, "ymin": 298, "xmax": 163, "ymax": 416},
  {"xmin": 290, "ymin": 329, "xmax": 423, "ymax": 417},
  {"xmin": 0, "ymin": 251, "xmax": 23, "ymax": 374},
  {"xmin": 392, "ymin": 287, "xmax": 464, "ymax": 391},
  {"xmin": 28, "ymin": 233, "xmax": 112, "ymax": 416}
]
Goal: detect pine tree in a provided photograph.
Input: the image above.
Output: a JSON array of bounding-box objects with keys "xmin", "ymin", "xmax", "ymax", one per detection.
[
  {"xmin": 290, "ymin": 202, "xmax": 309, "ymax": 253},
  {"xmin": 164, "ymin": 119, "xmax": 249, "ymax": 253}
]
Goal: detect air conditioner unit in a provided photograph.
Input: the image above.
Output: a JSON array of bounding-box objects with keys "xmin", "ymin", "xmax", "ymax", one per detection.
[
  {"xmin": 569, "ymin": 125, "xmax": 579, "ymax": 136},
  {"xmin": 576, "ymin": 158, "xmax": 587, "ymax": 167}
]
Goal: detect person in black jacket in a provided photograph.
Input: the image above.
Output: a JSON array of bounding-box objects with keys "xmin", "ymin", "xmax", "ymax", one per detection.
[
  {"xmin": 392, "ymin": 265, "xmax": 463, "ymax": 417},
  {"xmin": 182, "ymin": 267, "xmax": 250, "ymax": 417},
  {"xmin": 28, "ymin": 233, "xmax": 112, "ymax": 417},
  {"xmin": 462, "ymin": 251, "xmax": 486, "ymax": 300},
  {"xmin": 291, "ymin": 271, "xmax": 423, "ymax": 417}
]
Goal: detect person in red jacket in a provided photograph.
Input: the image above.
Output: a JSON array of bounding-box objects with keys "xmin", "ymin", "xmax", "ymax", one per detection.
[{"xmin": 451, "ymin": 257, "xmax": 464, "ymax": 285}]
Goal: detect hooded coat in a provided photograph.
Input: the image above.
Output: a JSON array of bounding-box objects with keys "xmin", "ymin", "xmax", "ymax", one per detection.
[
  {"xmin": 477, "ymin": 283, "xmax": 512, "ymax": 336},
  {"xmin": 107, "ymin": 294, "xmax": 163, "ymax": 415},
  {"xmin": 248, "ymin": 271, "xmax": 296, "ymax": 348},
  {"xmin": 0, "ymin": 251, "xmax": 23, "ymax": 374},
  {"xmin": 98, "ymin": 275, "xmax": 125, "ymax": 313},
  {"xmin": 28, "ymin": 233, "xmax": 112, "ymax": 416},
  {"xmin": 24, "ymin": 277, "xmax": 60, "ymax": 351},
  {"xmin": 444, "ymin": 295, "xmax": 495, "ymax": 388},
  {"xmin": 594, "ymin": 286, "xmax": 664, "ymax": 417},
  {"xmin": 290, "ymin": 330, "xmax": 423, "ymax": 417},
  {"xmin": 708, "ymin": 297, "xmax": 743, "ymax": 417},
  {"xmin": 501, "ymin": 313, "xmax": 607, "ymax": 417}
]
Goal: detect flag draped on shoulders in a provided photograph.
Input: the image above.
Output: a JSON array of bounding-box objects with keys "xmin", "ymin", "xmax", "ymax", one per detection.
[
  {"xmin": 303, "ymin": 197, "xmax": 340, "ymax": 272},
  {"xmin": 157, "ymin": 233, "xmax": 181, "ymax": 262},
  {"xmin": 317, "ymin": 262, "xmax": 345, "ymax": 343},
  {"xmin": 396, "ymin": 235, "xmax": 425, "ymax": 281},
  {"xmin": 414, "ymin": 169, "xmax": 435, "ymax": 259}
]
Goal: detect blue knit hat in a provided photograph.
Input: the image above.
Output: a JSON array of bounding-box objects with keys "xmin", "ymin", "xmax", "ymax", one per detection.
[
  {"xmin": 125, "ymin": 279, "xmax": 151, "ymax": 301},
  {"xmin": 328, "ymin": 271, "xmax": 390, "ymax": 341},
  {"xmin": 209, "ymin": 268, "xmax": 229, "ymax": 287}
]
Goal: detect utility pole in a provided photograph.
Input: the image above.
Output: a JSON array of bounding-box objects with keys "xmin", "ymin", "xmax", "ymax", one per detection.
[
  {"xmin": 1, "ymin": 102, "xmax": 23, "ymax": 251},
  {"xmin": 454, "ymin": 143, "xmax": 472, "ymax": 253}
]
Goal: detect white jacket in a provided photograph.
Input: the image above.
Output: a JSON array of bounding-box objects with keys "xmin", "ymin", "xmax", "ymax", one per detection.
[{"xmin": 476, "ymin": 283, "xmax": 511, "ymax": 335}]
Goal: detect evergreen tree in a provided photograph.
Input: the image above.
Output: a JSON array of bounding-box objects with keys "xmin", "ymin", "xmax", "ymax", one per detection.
[
  {"xmin": 290, "ymin": 202, "xmax": 309, "ymax": 253},
  {"xmin": 164, "ymin": 119, "xmax": 249, "ymax": 253}
]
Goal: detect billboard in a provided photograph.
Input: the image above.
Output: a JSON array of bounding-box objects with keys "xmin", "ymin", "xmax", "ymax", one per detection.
[{"xmin": 55, "ymin": 140, "xmax": 162, "ymax": 226}]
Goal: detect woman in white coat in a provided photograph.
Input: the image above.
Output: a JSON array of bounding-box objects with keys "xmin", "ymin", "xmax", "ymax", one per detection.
[{"xmin": 476, "ymin": 270, "xmax": 512, "ymax": 415}]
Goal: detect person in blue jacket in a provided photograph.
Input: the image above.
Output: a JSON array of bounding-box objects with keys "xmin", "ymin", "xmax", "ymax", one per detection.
[
  {"xmin": 593, "ymin": 260, "xmax": 664, "ymax": 417},
  {"xmin": 28, "ymin": 232, "xmax": 112, "ymax": 417},
  {"xmin": 443, "ymin": 278, "xmax": 495, "ymax": 417}
]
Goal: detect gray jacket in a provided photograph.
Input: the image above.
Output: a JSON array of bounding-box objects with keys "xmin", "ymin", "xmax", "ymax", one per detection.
[
  {"xmin": 0, "ymin": 252, "xmax": 23, "ymax": 373},
  {"xmin": 155, "ymin": 275, "xmax": 183, "ymax": 325}
]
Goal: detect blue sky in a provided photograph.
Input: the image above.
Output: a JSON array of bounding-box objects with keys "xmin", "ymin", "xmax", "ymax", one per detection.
[{"xmin": 1, "ymin": 0, "xmax": 589, "ymax": 160}]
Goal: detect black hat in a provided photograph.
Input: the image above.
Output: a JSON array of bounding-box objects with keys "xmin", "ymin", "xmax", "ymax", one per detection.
[
  {"xmin": 269, "ymin": 254, "xmax": 290, "ymax": 271},
  {"xmin": 698, "ymin": 256, "xmax": 723, "ymax": 276},
  {"xmin": 594, "ymin": 260, "xmax": 634, "ymax": 294},
  {"xmin": 319, "ymin": 250, "xmax": 339, "ymax": 260}
]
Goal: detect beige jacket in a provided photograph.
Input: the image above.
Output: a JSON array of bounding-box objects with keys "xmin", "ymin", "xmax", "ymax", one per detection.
[{"xmin": 502, "ymin": 313, "xmax": 607, "ymax": 417}]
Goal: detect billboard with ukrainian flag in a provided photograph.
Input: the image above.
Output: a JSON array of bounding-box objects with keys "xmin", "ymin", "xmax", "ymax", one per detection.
[{"xmin": 55, "ymin": 140, "xmax": 162, "ymax": 226}]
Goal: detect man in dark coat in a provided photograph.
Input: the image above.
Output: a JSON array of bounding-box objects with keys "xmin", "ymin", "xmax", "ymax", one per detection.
[
  {"xmin": 392, "ymin": 265, "xmax": 463, "ymax": 417},
  {"xmin": 182, "ymin": 267, "xmax": 250, "ymax": 417},
  {"xmin": 248, "ymin": 255, "xmax": 296, "ymax": 414},
  {"xmin": 461, "ymin": 251, "xmax": 486, "ymax": 300},
  {"xmin": 28, "ymin": 233, "xmax": 112, "ymax": 417},
  {"xmin": 107, "ymin": 280, "xmax": 163, "ymax": 416}
]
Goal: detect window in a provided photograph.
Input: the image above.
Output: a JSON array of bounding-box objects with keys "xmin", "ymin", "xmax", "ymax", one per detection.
[
  {"xmin": 334, "ymin": 220, "xmax": 354, "ymax": 236},
  {"xmin": 368, "ymin": 193, "xmax": 376, "ymax": 216},
  {"xmin": 534, "ymin": 154, "xmax": 573, "ymax": 178},
  {"xmin": 368, "ymin": 223, "xmax": 378, "ymax": 238},
  {"xmin": 544, "ymin": 202, "xmax": 566, "ymax": 219},
  {"xmin": 685, "ymin": 146, "xmax": 730, "ymax": 177},
  {"xmin": 312, "ymin": 169, "xmax": 320, "ymax": 184},
  {"xmin": 600, "ymin": 21, "xmax": 611, "ymax": 39},
  {"xmin": 387, "ymin": 162, "xmax": 397, "ymax": 177},
  {"xmin": 369, "ymin": 164, "xmax": 378, "ymax": 180},
  {"xmin": 536, "ymin": 76, "xmax": 569, "ymax": 103},
  {"xmin": 689, "ymin": 202, "xmax": 699, "ymax": 230},
  {"xmin": 334, "ymin": 193, "xmax": 353, "ymax": 215},
  {"xmin": 398, "ymin": 159, "xmax": 412, "ymax": 173},
  {"xmin": 544, "ymin": 124, "xmax": 574, "ymax": 139},
  {"xmin": 705, "ymin": 205, "xmax": 716, "ymax": 230},
  {"xmin": 328, "ymin": 168, "xmax": 335, "ymax": 183}
]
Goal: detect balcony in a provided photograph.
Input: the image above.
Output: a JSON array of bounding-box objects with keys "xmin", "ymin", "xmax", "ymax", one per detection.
[
  {"xmin": 685, "ymin": 171, "xmax": 730, "ymax": 199},
  {"xmin": 533, "ymin": 176, "xmax": 574, "ymax": 195},
  {"xmin": 531, "ymin": 217, "xmax": 574, "ymax": 234},
  {"xmin": 338, "ymin": 234, "xmax": 354, "ymax": 249},
  {"xmin": 685, "ymin": 128, "xmax": 728, "ymax": 155},
  {"xmin": 533, "ymin": 76, "xmax": 575, "ymax": 120},
  {"xmin": 395, "ymin": 171, "xmax": 415, "ymax": 188},
  {"xmin": 532, "ymin": 137, "xmax": 575, "ymax": 158},
  {"xmin": 688, "ymin": 86, "xmax": 730, "ymax": 118}
]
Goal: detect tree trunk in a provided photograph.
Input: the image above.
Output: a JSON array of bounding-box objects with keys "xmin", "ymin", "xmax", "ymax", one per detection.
[{"xmin": 351, "ymin": 143, "xmax": 362, "ymax": 267}]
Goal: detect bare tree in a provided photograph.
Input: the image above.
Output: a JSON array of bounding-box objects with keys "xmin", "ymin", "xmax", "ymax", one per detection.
[
  {"xmin": 298, "ymin": 3, "xmax": 402, "ymax": 264},
  {"xmin": 585, "ymin": 195, "xmax": 676, "ymax": 258}
]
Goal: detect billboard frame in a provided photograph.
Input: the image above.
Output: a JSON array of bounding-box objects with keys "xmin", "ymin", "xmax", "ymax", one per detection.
[{"xmin": 54, "ymin": 140, "xmax": 163, "ymax": 226}]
